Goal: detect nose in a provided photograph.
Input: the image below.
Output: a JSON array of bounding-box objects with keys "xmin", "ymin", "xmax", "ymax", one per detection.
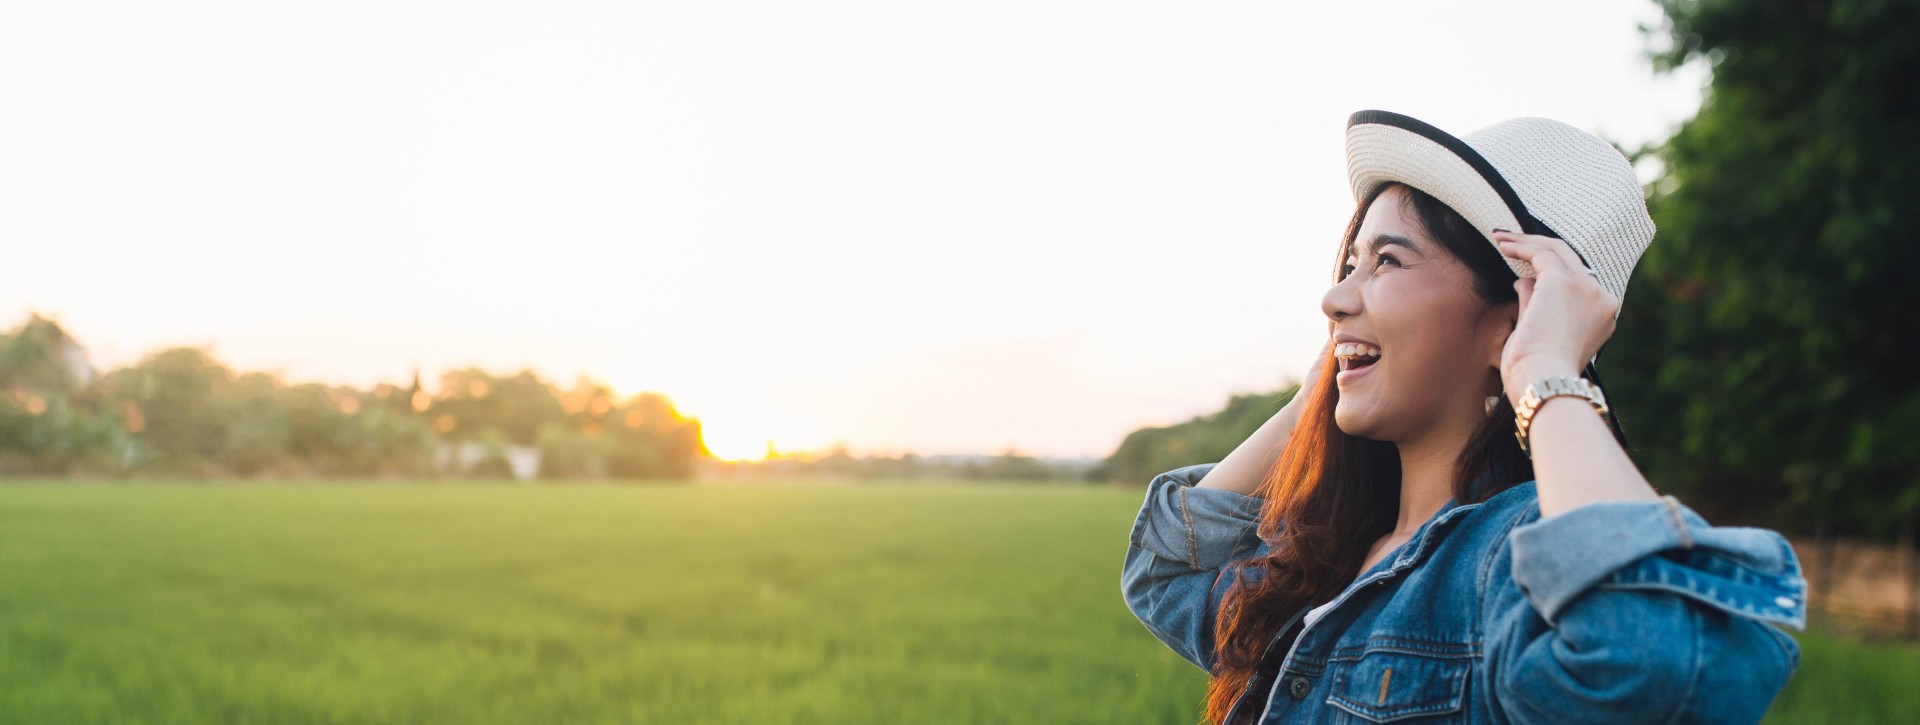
[{"xmin": 1322, "ymin": 269, "xmax": 1361, "ymax": 323}]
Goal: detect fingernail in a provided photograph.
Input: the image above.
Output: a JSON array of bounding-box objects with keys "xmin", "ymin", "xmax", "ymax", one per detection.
[{"xmin": 1491, "ymin": 227, "xmax": 1512, "ymax": 234}]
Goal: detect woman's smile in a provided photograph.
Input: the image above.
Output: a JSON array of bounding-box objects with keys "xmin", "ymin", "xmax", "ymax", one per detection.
[
  {"xmin": 1334, "ymin": 340, "xmax": 1382, "ymax": 387},
  {"xmin": 1335, "ymin": 357, "xmax": 1379, "ymax": 386}
]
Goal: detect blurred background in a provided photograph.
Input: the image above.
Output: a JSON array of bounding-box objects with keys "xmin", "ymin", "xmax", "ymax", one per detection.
[{"xmin": 2, "ymin": 0, "xmax": 1915, "ymax": 722}]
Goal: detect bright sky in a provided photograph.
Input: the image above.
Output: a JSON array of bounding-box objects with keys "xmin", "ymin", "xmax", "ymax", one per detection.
[{"xmin": 2, "ymin": 1, "xmax": 1707, "ymax": 461}]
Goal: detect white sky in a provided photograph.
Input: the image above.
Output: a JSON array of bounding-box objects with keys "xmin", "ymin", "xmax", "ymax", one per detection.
[{"xmin": 1, "ymin": 1, "xmax": 1707, "ymax": 460}]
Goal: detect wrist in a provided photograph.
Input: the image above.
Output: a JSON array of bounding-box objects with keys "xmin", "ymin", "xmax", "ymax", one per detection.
[
  {"xmin": 1505, "ymin": 357, "xmax": 1581, "ymax": 402},
  {"xmin": 1275, "ymin": 394, "xmax": 1306, "ymax": 433},
  {"xmin": 1510, "ymin": 373, "xmax": 1609, "ymax": 453}
]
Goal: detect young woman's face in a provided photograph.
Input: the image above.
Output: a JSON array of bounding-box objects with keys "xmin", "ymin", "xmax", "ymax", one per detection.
[{"xmin": 1320, "ymin": 186, "xmax": 1511, "ymax": 442}]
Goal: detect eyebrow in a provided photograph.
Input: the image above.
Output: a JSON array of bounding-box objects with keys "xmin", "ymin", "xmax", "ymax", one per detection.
[{"xmin": 1347, "ymin": 233, "xmax": 1423, "ymax": 259}]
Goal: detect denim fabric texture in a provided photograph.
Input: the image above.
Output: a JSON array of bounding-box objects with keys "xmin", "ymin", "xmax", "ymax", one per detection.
[{"xmin": 1121, "ymin": 462, "xmax": 1807, "ymax": 724}]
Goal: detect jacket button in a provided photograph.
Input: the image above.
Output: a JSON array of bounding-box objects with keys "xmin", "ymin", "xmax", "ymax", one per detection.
[{"xmin": 1288, "ymin": 676, "xmax": 1311, "ymax": 699}]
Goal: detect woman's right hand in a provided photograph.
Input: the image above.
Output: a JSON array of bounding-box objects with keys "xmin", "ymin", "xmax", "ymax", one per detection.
[{"xmin": 1306, "ymin": 335, "xmax": 1335, "ymax": 391}]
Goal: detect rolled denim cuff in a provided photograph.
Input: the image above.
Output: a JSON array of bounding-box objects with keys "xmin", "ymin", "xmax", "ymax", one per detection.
[
  {"xmin": 1509, "ymin": 494, "xmax": 1808, "ymax": 629},
  {"xmin": 1128, "ymin": 462, "xmax": 1264, "ymax": 571}
]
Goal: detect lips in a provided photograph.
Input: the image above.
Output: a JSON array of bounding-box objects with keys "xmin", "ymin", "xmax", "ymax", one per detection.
[
  {"xmin": 1336, "ymin": 359, "xmax": 1378, "ymax": 386},
  {"xmin": 1334, "ymin": 343, "xmax": 1380, "ymax": 385}
]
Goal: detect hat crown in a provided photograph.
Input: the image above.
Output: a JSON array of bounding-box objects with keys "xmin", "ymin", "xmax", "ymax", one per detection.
[{"xmin": 1459, "ymin": 117, "xmax": 1655, "ymax": 303}]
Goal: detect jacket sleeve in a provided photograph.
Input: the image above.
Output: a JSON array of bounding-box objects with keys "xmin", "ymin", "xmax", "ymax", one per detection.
[
  {"xmin": 1120, "ymin": 462, "xmax": 1269, "ymax": 672},
  {"xmin": 1484, "ymin": 494, "xmax": 1808, "ymax": 725}
]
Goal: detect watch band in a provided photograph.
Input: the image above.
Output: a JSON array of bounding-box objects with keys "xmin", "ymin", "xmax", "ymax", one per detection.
[{"xmin": 1513, "ymin": 375, "xmax": 1608, "ymax": 453}]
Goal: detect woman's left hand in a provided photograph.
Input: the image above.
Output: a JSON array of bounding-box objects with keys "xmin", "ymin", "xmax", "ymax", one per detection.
[{"xmin": 1492, "ymin": 230, "xmax": 1619, "ymax": 406}]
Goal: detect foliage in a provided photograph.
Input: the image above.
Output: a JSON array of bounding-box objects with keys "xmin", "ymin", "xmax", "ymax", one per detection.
[
  {"xmin": 1096, "ymin": 386, "xmax": 1298, "ymax": 485},
  {"xmin": 0, "ymin": 314, "xmax": 131, "ymax": 475},
  {"xmin": 1606, "ymin": 0, "xmax": 1920, "ymax": 537},
  {"xmin": 0, "ymin": 313, "xmax": 703, "ymax": 481}
]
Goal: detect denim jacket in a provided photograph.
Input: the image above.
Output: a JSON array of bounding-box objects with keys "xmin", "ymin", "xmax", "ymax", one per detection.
[{"xmin": 1120, "ymin": 462, "xmax": 1807, "ymax": 724}]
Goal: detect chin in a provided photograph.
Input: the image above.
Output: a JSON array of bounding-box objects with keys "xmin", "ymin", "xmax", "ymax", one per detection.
[{"xmin": 1333, "ymin": 404, "xmax": 1379, "ymax": 439}]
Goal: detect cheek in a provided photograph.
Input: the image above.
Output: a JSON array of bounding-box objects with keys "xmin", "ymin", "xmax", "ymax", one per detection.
[
  {"xmin": 1366, "ymin": 285, "xmax": 1423, "ymax": 369},
  {"xmin": 1385, "ymin": 324, "xmax": 1483, "ymax": 391},
  {"xmin": 1371, "ymin": 291, "xmax": 1479, "ymax": 381}
]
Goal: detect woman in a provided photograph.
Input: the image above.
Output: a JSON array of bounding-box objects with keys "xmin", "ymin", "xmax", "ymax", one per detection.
[{"xmin": 1121, "ymin": 111, "xmax": 1806, "ymax": 725}]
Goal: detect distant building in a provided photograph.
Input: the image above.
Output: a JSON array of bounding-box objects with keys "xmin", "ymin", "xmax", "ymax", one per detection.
[
  {"xmin": 59, "ymin": 333, "xmax": 94, "ymax": 387},
  {"xmin": 433, "ymin": 440, "xmax": 543, "ymax": 482}
]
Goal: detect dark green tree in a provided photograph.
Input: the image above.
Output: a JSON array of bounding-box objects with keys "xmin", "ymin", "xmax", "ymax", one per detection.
[{"xmin": 1607, "ymin": 0, "xmax": 1920, "ymax": 546}]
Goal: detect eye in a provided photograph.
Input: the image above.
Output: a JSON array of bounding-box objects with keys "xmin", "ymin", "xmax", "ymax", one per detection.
[{"xmin": 1374, "ymin": 251, "xmax": 1401, "ymax": 268}]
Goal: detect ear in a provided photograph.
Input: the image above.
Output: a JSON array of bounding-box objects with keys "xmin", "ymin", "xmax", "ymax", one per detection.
[{"xmin": 1480, "ymin": 298, "xmax": 1518, "ymax": 370}]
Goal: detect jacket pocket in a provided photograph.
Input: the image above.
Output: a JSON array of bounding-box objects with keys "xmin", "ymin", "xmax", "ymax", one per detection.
[{"xmin": 1326, "ymin": 649, "xmax": 1471, "ymax": 723}]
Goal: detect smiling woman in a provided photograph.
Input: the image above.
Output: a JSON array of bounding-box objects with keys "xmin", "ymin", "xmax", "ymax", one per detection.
[
  {"xmin": 1120, "ymin": 110, "xmax": 1806, "ymax": 725},
  {"xmin": 1176, "ymin": 177, "xmax": 1554, "ymax": 724}
]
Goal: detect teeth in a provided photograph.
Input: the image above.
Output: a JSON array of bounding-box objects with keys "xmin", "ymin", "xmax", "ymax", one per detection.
[{"xmin": 1335, "ymin": 343, "xmax": 1381, "ymax": 359}]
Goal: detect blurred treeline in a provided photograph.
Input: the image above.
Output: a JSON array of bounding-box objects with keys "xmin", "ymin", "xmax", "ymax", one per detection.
[
  {"xmin": 0, "ymin": 313, "xmax": 707, "ymax": 480},
  {"xmin": 0, "ymin": 313, "xmax": 1101, "ymax": 483},
  {"xmin": 1094, "ymin": 390, "xmax": 1296, "ymax": 487},
  {"xmin": 1104, "ymin": 0, "xmax": 1920, "ymax": 545}
]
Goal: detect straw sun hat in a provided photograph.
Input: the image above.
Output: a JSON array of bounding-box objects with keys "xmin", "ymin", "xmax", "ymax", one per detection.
[{"xmin": 1343, "ymin": 110, "xmax": 1655, "ymax": 314}]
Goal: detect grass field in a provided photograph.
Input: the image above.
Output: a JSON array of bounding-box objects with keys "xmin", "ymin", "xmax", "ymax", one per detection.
[{"xmin": 0, "ymin": 479, "xmax": 1913, "ymax": 724}]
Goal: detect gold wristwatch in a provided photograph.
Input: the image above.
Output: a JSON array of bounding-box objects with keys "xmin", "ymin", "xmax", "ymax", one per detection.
[{"xmin": 1513, "ymin": 375, "xmax": 1608, "ymax": 453}]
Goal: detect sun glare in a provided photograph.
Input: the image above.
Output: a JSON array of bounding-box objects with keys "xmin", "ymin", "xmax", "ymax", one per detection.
[{"xmin": 702, "ymin": 432, "xmax": 776, "ymax": 462}]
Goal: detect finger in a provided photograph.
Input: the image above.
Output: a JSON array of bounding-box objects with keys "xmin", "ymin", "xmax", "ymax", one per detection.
[
  {"xmin": 1514, "ymin": 276, "xmax": 1534, "ymax": 313},
  {"xmin": 1310, "ymin": 335, "xmax": 1336, "ymax": 372},
  {"xmin": 1536, "ymin": 235, "xmax": 1593, "ymax": 278},
  {"xmin": 1494, "ymin": 234, "xmax": 1578, "ymax": 281},
  {"xmin": 1495, "ymin": 231, "xmax": 1594, "ymax": 281},
  {"xmin": 1491, "ymin": 230, "xmax": 1566, "ymax": 249},
  {"xmin": 1493, "ymin": 234, "xmax": 1553, "ymax": 275},
  {"xmin": 1502, "ymin": 235, "xmax": 1617, "ymax": 308}
]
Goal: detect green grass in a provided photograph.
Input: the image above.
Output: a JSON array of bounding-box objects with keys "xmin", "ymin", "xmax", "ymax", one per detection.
[
  {"xmin": 0, "ymin": 480, "xmax": 1911, "ymax": 724},
  {"xmin": 0, "ymin": 480, "xmax": 1207, "ymax": 724},
  {"xmin": 1765, "ymin": 615, "xmax": 1920, "ymax": 724}
]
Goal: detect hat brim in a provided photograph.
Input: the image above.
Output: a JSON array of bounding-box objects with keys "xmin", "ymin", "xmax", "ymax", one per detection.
[{"xmin": 1345, "ymin": 110, "xmax": 1564, "ymax": 282}]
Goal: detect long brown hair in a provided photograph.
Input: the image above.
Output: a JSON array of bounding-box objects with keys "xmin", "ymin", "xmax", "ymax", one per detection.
[{"xmin": 1199, "ymin": 182, "xmax": 1540, "ymax": 723}]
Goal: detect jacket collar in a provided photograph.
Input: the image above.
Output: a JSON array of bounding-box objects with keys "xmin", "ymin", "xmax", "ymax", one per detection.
[{"xmin": 1375, "ymin": 466, "xmax": 1534, "ymax": 575}]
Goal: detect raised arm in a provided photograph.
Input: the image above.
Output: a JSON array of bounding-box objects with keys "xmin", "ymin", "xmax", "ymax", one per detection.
[
  {"xmin": 1493, "ymin": 230, "xmax": 1662, "ymax": 516},
  {"xmin": 1121, "ymin": 462, "xmax": 1267, "ymax": 671},
  {"xmin": 1197, "ymin": 336, "xmax": 1332, "ymax": 495},
  {"xmin": 1123, "ymin": 338, "xmax": 1327, "ymax": 667},
  {"xmin": 1483, "ymin": 231, "xmax": 1807, "ymax": 723}
]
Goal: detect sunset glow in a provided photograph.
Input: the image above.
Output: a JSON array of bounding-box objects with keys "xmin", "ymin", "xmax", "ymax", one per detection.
[
  {"xmin": 0, "ymin": 1, "xmax": 1705, "ymax": 459},
  {"xmin": 703, "ymin": 435, "xmax": 773, "ymax": 463}
]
